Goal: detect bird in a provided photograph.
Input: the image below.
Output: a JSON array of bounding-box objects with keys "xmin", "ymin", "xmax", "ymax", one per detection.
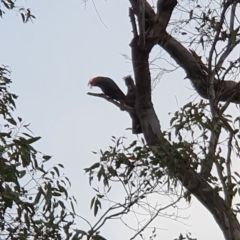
[
  {"xmin": 88, "ymin": 76, "xmax": 142, "ymax": 134},
  {"xmin": 123, "ymin": 76, "xmax": 142, "ymax": 134},
  {"xmin": 88, "ymin": 76, "xmax": 125, "ymax": 102}
]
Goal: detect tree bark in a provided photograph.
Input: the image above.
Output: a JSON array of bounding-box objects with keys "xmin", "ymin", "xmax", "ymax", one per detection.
[
  {"xmin": 143, "ymin": 0, "xmax": 240, "ymax": 103},
  {"xmin": 131, "ymin": 37, "xmax": 161, "ymax": 145},
  {"xmin": 129, "ymin": 1, "xmax": 240, "ymax": 239},
  {"xmin": 180, "ymin": 166, "xmax": 240, "ymax": 240}
]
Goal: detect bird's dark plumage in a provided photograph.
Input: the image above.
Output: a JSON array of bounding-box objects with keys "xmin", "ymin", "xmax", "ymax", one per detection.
[
  {"xmin": 88, "ymin": 76, "xmax": 142, "ymax": 134},
  {"xmin": 89, "ymin": 76, "xmax": 125, "ymax": 102}
]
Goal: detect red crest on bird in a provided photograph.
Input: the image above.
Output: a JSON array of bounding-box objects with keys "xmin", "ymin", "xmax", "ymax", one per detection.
[{"xmin": 88, "ymin": 77, "xmax": 98, "ymax": 88}]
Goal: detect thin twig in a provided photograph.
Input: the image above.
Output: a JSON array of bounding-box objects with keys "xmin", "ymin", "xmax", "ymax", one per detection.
[
  {"xmin": 129, "ymin": 197, "xmax": 181, "ymax": 240},
  {"xmin": 226, "ymin": 132, "xmax": 233, "ymax": 192},
  {"xmin": 208, "ymin": 1, "xmax": 231, "ymax": 78},
  {"xmin": 221, "ymin": 57, "xmax": 240, "ymax": 81},
  {"xmin": 94, "ymin": 205, "xmax": 131, "ymax": 232},
  {"xmin": 207, "ymin": 1, "xmax": 231, "ymax": 110},
  {"xmin": 204, "ymin": 1, "xmax": 235, "ymax": 178},
  {"xmin": 229, "ymin": 1, "xmax": 237, "ymax": 43},
  {"xmin": 215, "ymin": 38, "xmax": 240, "ymax": 72},
  {"xmin": 91, "ymin": 204, "xmax": 120, "ymax": 231},
  {"xmin": 74, "ymin": 213, "xmax": 92, "ymax": 229},
  {"xmin": 91, "ymin": 0, "xmax": 108, "ymax": 29}
]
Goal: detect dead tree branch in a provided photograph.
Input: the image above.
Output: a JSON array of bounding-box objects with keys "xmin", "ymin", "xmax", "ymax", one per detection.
[
  {"xmin": 129, "ymin": 0, "xmax": 146, "ymax": 48},
  {"xmin": 87, "ymin": 92, "xmax": 135, "ymax": 113},
  {"xmin": 129, "ymin": 8, "xmax": 138, "ymax": 38}
]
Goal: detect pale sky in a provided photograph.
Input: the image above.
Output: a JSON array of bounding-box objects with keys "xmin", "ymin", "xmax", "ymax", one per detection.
[{"xmin": 0, "ymin": 0, "xmax": 231, "ymax": 239}]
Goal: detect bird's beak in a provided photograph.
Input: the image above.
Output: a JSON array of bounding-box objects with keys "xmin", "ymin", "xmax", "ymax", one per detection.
[{"xmin": 88, "ymin": 80, "xmax": 93, "ymax": 88}]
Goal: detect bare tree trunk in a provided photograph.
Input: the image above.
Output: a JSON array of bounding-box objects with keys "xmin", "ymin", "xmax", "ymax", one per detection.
[
  {"xmin": 131, "ymin": 38, "xmax": 161, "ymax": 145},
  {"xmin": 180, "ymin": 168, "xmax": 240, "ymax": 240}
]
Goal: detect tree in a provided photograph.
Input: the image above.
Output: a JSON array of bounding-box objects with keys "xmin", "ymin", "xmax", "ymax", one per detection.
[{"xmin": 86, "ymin": 0, "xmax": 240, "ymax": 240}]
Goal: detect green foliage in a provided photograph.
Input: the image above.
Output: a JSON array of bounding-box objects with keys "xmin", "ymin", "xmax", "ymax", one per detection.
[
  {"xmin": 0, "ymin": 66, "xmax": 78, "ymax": 240},
  {"xmin": 85, "ymin": 135, "xmax": 183, "ymax": 218},
  {"xmin": 174, "ymin": 232, "xmax": 197, "ymax": 240},
  {"xmin": 0, "ymin": 0, "xmax": 35, "ymax": 22},
  {"xmin": 85, "ymin": 96, "xmax": 240, "ymax": 238},
  {"xmin": 170, "ymin": 100, "xmax": 240, "ymax": 204},
  {"xmin": 90, "ymin": 196, "xmax": 102, "ymax": 217}
]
